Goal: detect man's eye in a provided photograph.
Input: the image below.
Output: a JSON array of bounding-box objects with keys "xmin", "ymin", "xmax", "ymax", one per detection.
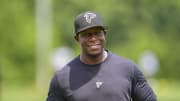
[
  {"xmin": 80, "ymin": 31, "xmax": 103, "ymax": 38},
  {"xmin": 95, "ymin": 31, "xmax": 102, "ymax": 36},
  {"xmin": 81, "ymin": 33, "xmax": 91, "ymax": 37},
  {"xmin": 84, "ymin": 33, "xmax": 91, "ymax": 37}
]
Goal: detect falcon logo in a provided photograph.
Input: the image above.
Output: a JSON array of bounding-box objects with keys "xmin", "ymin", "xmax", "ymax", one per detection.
[
  {"xmin": 83, "ymin": 12, "xmax": 96, "ymax": 23},
  {"xmin": 96, "ymin": 81, "xmax": 103, "ymax": 88}
]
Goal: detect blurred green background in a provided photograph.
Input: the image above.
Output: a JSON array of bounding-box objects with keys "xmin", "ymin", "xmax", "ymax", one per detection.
[{"xmin": 0, "ymin": 0, "xmax": 180, "ymax": 101}]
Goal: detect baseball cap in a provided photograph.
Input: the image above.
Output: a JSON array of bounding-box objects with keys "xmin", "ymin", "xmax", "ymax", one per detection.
[{"xmin": 74, "ymin": 11, "xmax": 106, "ymax": 34}]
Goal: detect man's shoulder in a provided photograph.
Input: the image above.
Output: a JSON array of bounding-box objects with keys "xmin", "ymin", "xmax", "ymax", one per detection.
[
  {"xmin": 54, "ymin": 56, "xmax": 80, "ymax": 87},
  {"xmin": 55, "ymin": 56, "xmax": 81, "ymax": 77},
  {"xmin": 106, "ymin": 51, "xmax": 139, "ymax": 79},
  {"xmin": 110, "ymin": 52, "xmax": 135, "ymax": 65},
  {"xmin": 108, "ymin": 52, "xmax": 138, "ymax": 73},
  {"xmin": 56, "ymin": 56, "xmax": 79, "ymax": 75}
]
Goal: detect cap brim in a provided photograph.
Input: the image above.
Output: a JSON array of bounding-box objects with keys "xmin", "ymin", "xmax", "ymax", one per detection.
[{"xmin": 76, "ymin": 25, "xmax": 108, "ymax": 34}]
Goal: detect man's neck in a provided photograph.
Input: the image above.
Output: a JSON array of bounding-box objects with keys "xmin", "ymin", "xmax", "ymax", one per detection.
[{"xmin": 80, "ymin": 50, "xmax": 108, "ymax": 65}]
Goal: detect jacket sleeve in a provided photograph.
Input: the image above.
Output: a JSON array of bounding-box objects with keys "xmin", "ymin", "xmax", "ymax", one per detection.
[
  {"xmin": 131, "ymin": 65, "xmax": 157, "ymax": 101},
  {"xmin": 46, "ymin": 74, "xmax": 67, "ymax": 101}
]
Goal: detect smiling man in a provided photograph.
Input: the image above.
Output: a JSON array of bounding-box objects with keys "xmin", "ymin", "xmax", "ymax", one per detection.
[
  {"xmin": 75, "ymin": 27, "xmax": 106, "ymax": 64},
  {"xmin": 46, "ymin": 11, "xmax": 157, "ymax": 101}
]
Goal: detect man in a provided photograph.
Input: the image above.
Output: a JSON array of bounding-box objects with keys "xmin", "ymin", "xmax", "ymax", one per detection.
[{"xmin": 46, "ymin": 11, "xmax": 157, "ymax": 101}]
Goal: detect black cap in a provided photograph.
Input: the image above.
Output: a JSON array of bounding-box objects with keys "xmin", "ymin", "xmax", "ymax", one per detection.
[{"xmin": 74, "ymin": 11, "xmax": 106, "ymax": 34}]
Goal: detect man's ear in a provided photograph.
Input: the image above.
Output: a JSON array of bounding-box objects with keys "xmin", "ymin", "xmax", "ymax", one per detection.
[
  {"xmin": 103, "ymin": 29, "xmax": 107, "ymax": 35},
  {"xmin": 74, "ymin": 35, "xmax": 79, "ymax": 42}
]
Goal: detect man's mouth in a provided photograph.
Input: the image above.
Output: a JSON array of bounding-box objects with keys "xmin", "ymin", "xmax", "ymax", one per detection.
[{"xmin": 88, "ymin": 44, "xmax": 101, "ymax": 49}]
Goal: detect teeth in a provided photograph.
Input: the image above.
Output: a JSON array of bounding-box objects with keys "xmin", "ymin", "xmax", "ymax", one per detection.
[
  {"xmin": 89, "ymin": 45, "xmax": 99, "ymax": 48},
  {"xmin": 91, "ymin": 45, "xmax": 97, "ymax": 47}
]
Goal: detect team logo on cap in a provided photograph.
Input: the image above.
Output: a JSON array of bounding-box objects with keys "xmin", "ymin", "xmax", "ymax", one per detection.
[{"xmin": 83, "ymin": 12, "xmax": 96, "ymax": 23}]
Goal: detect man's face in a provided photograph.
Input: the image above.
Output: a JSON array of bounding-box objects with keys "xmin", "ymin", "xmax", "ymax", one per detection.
[{"xmin": 75, "ymin": 27, "xmax": 106, "ymax": 57}]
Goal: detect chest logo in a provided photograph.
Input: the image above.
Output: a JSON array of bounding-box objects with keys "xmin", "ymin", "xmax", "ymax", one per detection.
[{"xmin": 96, "ymin": 81, "xmax": 103, "ymax": 88}]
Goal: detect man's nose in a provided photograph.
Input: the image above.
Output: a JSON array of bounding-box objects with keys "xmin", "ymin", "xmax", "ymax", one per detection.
[{"xmin": 88, "ymin": 33, "xmax": 97, "ymax": 41}]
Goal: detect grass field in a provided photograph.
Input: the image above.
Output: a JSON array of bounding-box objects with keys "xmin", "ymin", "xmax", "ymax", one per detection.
[
  {"xmin": 1, "ymin": 79, "xmax": 180, "ymax": 101},
  {"xmin": 152, "ymin": 79, "xmax": 180, "ymax": 101},
  {"xmin": 1, "ymin": 84, "xmax": 47, "ymax": 101}
]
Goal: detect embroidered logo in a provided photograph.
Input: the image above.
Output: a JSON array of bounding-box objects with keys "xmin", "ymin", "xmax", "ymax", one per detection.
[
  {"xmin": 96, "ymin": 81, "xmax": 103, "ymax": 88},
  {"xmin": 83, "ymin": 12, "xmax": 96, "ymax": 23}
]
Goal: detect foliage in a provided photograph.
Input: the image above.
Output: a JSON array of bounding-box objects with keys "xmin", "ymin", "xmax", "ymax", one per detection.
[
  {"xmin": 53, "ymin": 0, "xmax": 180, "ymax": 79},
  {"xmin": 0, "ymin": 0, "xmax": 180, "ymax": 85},
  {"xmin": 0, "ymin": 0, "xmax": 35, "ymax": 83}
]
